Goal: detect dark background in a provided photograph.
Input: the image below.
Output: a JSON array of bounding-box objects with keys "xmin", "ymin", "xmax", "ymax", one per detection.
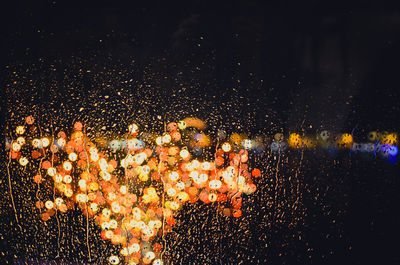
[{"xmin": 1, "ymin": 0, "xmax": 400, "ymax": 264}]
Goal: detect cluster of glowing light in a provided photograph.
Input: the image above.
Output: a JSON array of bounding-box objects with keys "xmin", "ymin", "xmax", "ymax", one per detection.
[{"xmin": 7, "ymin": 117, "xmax": 260, "ymax": 265}]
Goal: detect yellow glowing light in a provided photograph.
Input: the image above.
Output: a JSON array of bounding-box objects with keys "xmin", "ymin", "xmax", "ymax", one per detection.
[
  {"xmin": 63, "ymin": 161, "xmax": 72, "ymax": 171},
  {"xmin": 89, "ymin": 182, "xmax": 99, "ymax": 191},
  {"xmin": 120, "ymin": 159, "xmax": 128, "ymax": 168},
  {"xmin": 63, "ymin": 175, "xmax": 72, "ymax": 184},
  {"xmin": 134, "ymin": 153, "xmax": 147, "ymax": 165},
  {"xmin": 101, "ymin": 221, "xmax": 110, "ymax": 230},
  {"xmin": 64, "ymin": 188, "xmax": 73, "ymax": 197},
  {"xmin": 120, "ymin": 247, "xmax": 129, "ymax": 256},
  {"xmin": 108, "ymin": 255, "xmax": 120, "ymax": 265},
  {"xmin": 90, "ymin": 153, "xmax": 99, "ymax": 162},
  {"xmin": 201, "ymin": 162, "xmax": 211, "ymax": 170},
  {"xmin": 58, "ymin": 184, "xmax": 66, "ymax": 193},
  {"xmin": 222, "ymin": 171, "xmax": 232, "ymax": 183},
  {"xmin": 177, "ymin": 191, "xmax": 189, "ymax": 202},
  {"xmin": 167, "ymin": 188, "xmax": 177, "ymax": 197},
  {"xmin": 16, "ymin": 126, "xmax": 25, "ymax": 135},
  {"xmin": 178, "ymin": 121, "xmax": 186, "ymax": 130},
  {"xmin": 186, "ymin": 163, "xmax": 194, "ymax": 171},
  {"xmin": 47, "ymin": 167, "xmax": 56, "ymax": 176},
  {"xmin": 120, "ymin": 185, "xmax": 127, "ymax": 195},
  {"xmin": 148, "ymin": 220, "xmax": 156, "ymax": 228},
  {"xmin": 88, "ymin": 147, "xmax": 97, "ymax": 155},
  {"xmin": 45, "ymin": 200, "xmax": 54, "ymax": 209},
  {"xmin": 156, "ymin": 137, "xmax": 163, "ymax": 146},
  {"xmin": 153, "ymin": 220, "xmax": 162, "ymax": 229},
  {"xmin": 101, "ymin": 171, "xmax": 111, "ymax": 181},
  {"xmin": 102, "ymin": 208, "xmax": 111, "ymax": 218},
  {"xmin": 191, "ymin": 160, "xmax": 200, "ymax": 169},
  {"xmin": 109, "ymin": 219, "xmax": 118, "ymax": 229},
  {"xmin": 128, "ymin": 124, "xmax": 138, "ymax": 133},
  {"xmin": 125, "ymin": 154, "xmax": 134, "ymax": 165},
  {"xmin": 12, "ymin": 142, "xmax": 21, "ymax": 152},
  {"xmin": 16, "ymin": 137, "xmax": 25, "ymax": 145},
  {"xmin": 76, "ymin": 193, "xmax": 89, "ymax": 203},
  {"xmin": 68, "ymin": 152, "xmax": 78, "ymax": 161},
  {"xmin": 55, "ymin": 198, "xmax": 64, "ymax": 206},
  {"xmin": 32, "ymin": 139, "xmax": 41, "ymax": 148},
  {"xmin": 141, "ymin": 165, "xmax": 150, "ymax": 174},
  {"xmin": 340, "ymin": 133, "xmax": 353, "ymax": 145},
  {"xmin": 131, "ymin": 243, "xmax": 140, "ymax": 252},
  {"xmin": 143, "ymin": 227, "xmax": 154, "ymax": 237},
  {"xmin": 57, "ymin": 138, "xmax": 66, "ymax": 147},
  {"xmin": 145, "ymin": 251, "xmax": 155, "ymax": 260},
  {"xmin": 222, "ymin": 142, "xmax": 231, "ymax": 152},
  {"xmin": 111, "ymin": 201, "xmax": 121, "ymax": 213},
  {"xmin": 99, "ymin": 158, "xmax": 108, "ymax": 171},
  {"xmin": 238, "ymin": 175, "xmax": 246, "ymax": 185},
  {"xmin": 226, "ymin": 166, "xmax": 236, "ymax": 176},
  {"xmin": 41, "ymin": 138, "xmax": 50, "ymax": 148},
  {"xmin": 209, "ymin": 179, "xmax": 222, "ymax": 190},
  {"xmin": 105, "ymin": 230, "xmax": 114, "ymax": 239},
  {"xmin": 147, "ymin": 187, "xmax": 157, "ymax": 196},
  {"xmin": 111, "ymin": 234, "xmax": 122, "ymax": 244},
  {"xmin": 384, "ymin": 133, "xmax": 398, "ymax": 144},
  {"xmin": 55, "ymin": 174, "xmax": 63, "ymax": 183},
  {"xmin": 227, "ymin": 181, "xmax": 238, "ymax": 190},
  {"xmin": 288, "ymin": 133, "xmax": 302, "ymax": 148},
  {"xmin": 78, "ymin": 179, "xmax": 87, "ymax": 190},
  {"xmin": 139, "ymin": 173, "xmax": 149, "ymax": 182},
  {"xmin": 192, "ymin": 175, "xmax": 201, "ymax": 184},
  {"xmin": 19, "ymin": 157, "xmax": 28, "ymax": 166},
  {"xmin": 168, "ymin": 171, "xmax": 179, "ymax": 181},
  {"xmin": 163, "ymin": 134, "xmax": 171, "ymax": 144},
  {"xmin": 153, "ymin": 259, "xmax": 163, "ymax": 265},
  {"xmin": 243, "ymin": 139, "xmax": 252, "ymax": 149},
  {"xmin": 176, "ymin": 181, "xmax": 185, "ymax": 190},
  {"xmin": 137, "ymin": 221, "xmax": 146, "ymax": 230},
  {"xmin": 169, "ymin": 201, "xmax": 180, "ymax": 210},
  {"xmin": 230, "ymin": 133, "xmax": 242, "ymax": 144},
  {"xmin": 180, "ymin": 149, "xmax": 189, "ymax": 159},
  {"xmin": 367, "ymin": 131, "xmax": 377, "ymax": 142},
  {"xmin": 108, "ymin": 192, "xmax": 116, "ymax": 201},
  {"xmin": 208, "ymin": 193, "xmax": 217, "ymax": 202},
  {"xmin": 199, "ymin": 174, "xmax": 208, "ymax": 183},
  {"xmin": 142, "ymin": 194, "xmax": 151, "ymax": 204},
  {"xmin": 129, "ymin": 220, "xmax": 138, "ymax": 229},
  {"xmin": 189, "ymin": 170, "xmax": 199, "ymax": 179}
]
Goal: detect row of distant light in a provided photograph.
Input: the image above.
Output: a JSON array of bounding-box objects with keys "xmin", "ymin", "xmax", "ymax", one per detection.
[
  {"xmin": 7, "ymin": 125, "xmax": 398, "ymax": 159},
  {"xmin": 269, "ymin": 141, "xmax": 398, "ymax": 156},
  {"xmin": 104, "ymin": 138, "xmax": 398, "ymax": 157}
]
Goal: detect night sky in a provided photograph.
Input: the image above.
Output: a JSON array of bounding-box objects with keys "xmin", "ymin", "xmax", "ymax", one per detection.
[{"xmin": 1, "ymin": 1, "xmax": 400, "ymax": 264}]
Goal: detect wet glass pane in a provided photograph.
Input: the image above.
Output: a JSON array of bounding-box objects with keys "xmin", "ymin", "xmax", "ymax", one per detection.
[{"xmin": 1, "ymin": 1, "xmax": 400, "ymax": 265}]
